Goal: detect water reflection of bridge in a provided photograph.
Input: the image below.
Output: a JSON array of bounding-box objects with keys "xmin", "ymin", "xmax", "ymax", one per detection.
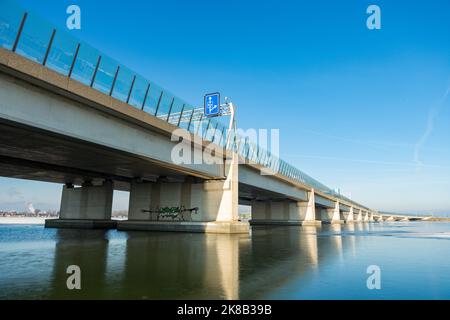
[{"xmin": 47, "ymin": 225, "xmax": 375, "ymax": 299}]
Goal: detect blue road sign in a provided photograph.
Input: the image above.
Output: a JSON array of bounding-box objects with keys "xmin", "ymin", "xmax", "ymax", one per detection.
[{"xmin": 204, "ymin": 93, "xmax": 220, "ymax": 117}]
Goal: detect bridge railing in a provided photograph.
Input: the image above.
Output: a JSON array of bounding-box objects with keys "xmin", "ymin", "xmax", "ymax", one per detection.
[{"xmin": 0, "ymin": 0, "xmax": 367, "ymax": 209}]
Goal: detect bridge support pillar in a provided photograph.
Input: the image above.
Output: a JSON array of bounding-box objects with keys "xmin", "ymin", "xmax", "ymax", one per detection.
[
  {"xmin": 322, "ymin": 201, "xmax": 344, "ymax": 224},
  {"xmin": 355, "ymin": 209, "xmax": 363, "ymax": 222},
  {"xmin": 250, "ymin": 191, "xmax": 321, "ymax": 226},
  {"xmin": 364, "ymin": 212, "xmax": 370, "ymax": 222},
  {"xmin": 119, "ymin": 154, "xmax": 249, "ymax": 234},
  {"xmin": 128, "ymin": 181, "xmax": 153, "ymax": 221},
  {"xmin": 300, "ymin": 191, "xmax": 321, "ymax": 226},
  {"xmin": 46, "ymin": 181, "xmax": 116, "ymax": 229},
  {"xmin": 345, "ymin": 207, "xmax": 355, "ymax": 223}
]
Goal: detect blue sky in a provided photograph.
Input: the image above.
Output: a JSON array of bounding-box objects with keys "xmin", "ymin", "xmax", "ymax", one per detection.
[{"xmin": 1, "ymin": 0, "xmax": 449, "ymax": 214}]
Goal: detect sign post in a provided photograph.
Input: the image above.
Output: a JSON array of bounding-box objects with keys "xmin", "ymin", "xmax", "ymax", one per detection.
[{"xmin": 203, "ymin": 92, "xmax": 236, "ymax": 149}]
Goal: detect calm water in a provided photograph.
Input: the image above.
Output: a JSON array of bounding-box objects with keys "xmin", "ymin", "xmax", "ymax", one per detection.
[{"xmin": 0, "ymin": 222, "xmax": 449, "ymax": 300}]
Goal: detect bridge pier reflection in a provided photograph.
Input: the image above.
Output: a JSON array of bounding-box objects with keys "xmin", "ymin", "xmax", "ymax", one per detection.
[
  {"xmin": 44, "ymin": 223, "xmax": 370, "ymax": 299},
  {"xmin": 49, "ymin": 229, "xmax": 110, "ymax": 299}
]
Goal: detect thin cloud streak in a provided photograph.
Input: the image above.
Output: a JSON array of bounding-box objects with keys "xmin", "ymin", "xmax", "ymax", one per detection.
[
  {"xmin": 413, "ymin": 84, "xmax": 450, "ymax": 167},
  {"xmin": 283, "ymin": 154, "xmax": 450, "ymax": 169}
]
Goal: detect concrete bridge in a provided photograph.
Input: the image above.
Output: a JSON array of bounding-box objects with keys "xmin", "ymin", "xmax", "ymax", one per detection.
[
  {"xmin": 0, "ymin": 3, "xmax": 428, "ymax": 233},
  {"xmin": 374, "ymin": 213, "xmax": 431, "ymax": 222}
]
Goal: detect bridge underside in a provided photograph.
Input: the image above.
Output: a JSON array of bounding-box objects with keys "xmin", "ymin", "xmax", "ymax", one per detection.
[
  {"xmin": 0, "ymin": 50, "xmax": 406, "ymax": 233},
  {"xmin": 238, "ymin": 183, "xmax": 298, "ymax": 203},
  {"xmin": 0, "ymin": 119, "xmax": 203, "ymax": 191},
  {"xmin": 0, "ymin": 119, "xmax": 381, "ymax": 230}
]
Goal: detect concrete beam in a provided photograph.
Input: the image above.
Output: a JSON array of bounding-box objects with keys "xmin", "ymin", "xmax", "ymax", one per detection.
[
  {"xmin": 238, "ymin": 165, "xmax": 308, "ymax": 202},
  {"xmin": 0, "ymin": 71, "xmax": 224, "ymax": 180},
  {"xmin": 315, "ymin": 195, "xmax": 335, "ymax": 209},
  {"xmin": 340, "ymin": 204, "xmax": 351, "ymax": 212}
]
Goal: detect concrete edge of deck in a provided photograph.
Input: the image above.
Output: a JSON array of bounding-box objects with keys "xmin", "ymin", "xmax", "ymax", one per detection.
[
  {"xmin": 117, "ymin": 220, "xmax": 250, "ymax": 234},
  {"xmin": 45, "ymin": 219, "xmax": 117, "ymax": 229},
  {"xmin": 250, "ymin": 219, "xmax": 322, "ymax": 227}
]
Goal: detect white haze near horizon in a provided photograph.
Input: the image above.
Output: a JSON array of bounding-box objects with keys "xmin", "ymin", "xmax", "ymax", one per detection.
[{"xmin": 0, "ymin": 178, "xmax": 448, "ymax": 217}]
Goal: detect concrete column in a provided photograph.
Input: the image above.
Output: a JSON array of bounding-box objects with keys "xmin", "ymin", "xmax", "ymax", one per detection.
[
  {"xmin": 46, "ymin": 181, "xmax": 115, "ymax": 229},
  {"xmin": 287, "ymin": 190, "xmax": 320, "ymax": 226},
  {"xmin": 364, "ymin": 211, "xmax": 369, "ymax": 222},
  {"xmin": 332, "ymin": 201, "xmax": 342, "ymax": 223},
  {"xmin": 126, "ymin": 179, "xmax": 237, "ymax": 223},
  {"xmin": 120, "ymin": 153, "xmax": 248, "ymax": 233},
  {"xmin": 386, "ymin": 216, "xmax": 395, "ymax": 221},
  {"xmin": 326, "ymin": 201, "xmax": 342, "ymax": 224},
  {"xmin": 355, "ymin": 209, "xmax": 363, "ymax": 222},
  {"xmin": 346, "ymin": 207, "xmax": 355, "ymax": 223},
  {"xmin": 59, "ymin": 181, "xmax": 113, "ymax": 220},
  {"xmin": 369, "ymin": 212, "xmax": 375, "ymax": 222},
  {"xmin": 250, "ymin": 200, "xmax": 293, "ymax": 224},
  {"xmin": 192, "ymin": 153, "xmax": 238, "ymax": 222},
  {"xmin": 304, "ymin": 190, "xmax": 316, "ymax": 222},
  {"xmin": 251, "ymin": 201, "xmax": 269, "ymax": 221},
  {"xmin": 250, "ymin": 190, "xmax": 320, "ymax": 226},
  {"xmin": 128, "ymin": 181, "xmax": 153, "ymax": 220}
]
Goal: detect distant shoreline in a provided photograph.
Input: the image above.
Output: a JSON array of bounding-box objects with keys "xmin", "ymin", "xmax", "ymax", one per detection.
[
  {"xmin": 0, "ymin": 216, "xmax": 448, "ymax": 225},
  {"xmin": 0, "ymin": 216, "xmax": 127, "ymax": 225},
  {"xmin": 0, "ymin": 217, "xmax": 47, "ymax": 225}
]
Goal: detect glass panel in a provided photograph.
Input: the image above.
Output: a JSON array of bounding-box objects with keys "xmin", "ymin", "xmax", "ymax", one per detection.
[
  {"xmin": 92, "ymin": 55, "xmax": 119, "ymax": 95},
  {"xmin": 249, "ymin": 142, "xmax": 256, "ymax": 160},
  {"xmin": 204, "ymin": 120, "xmax": 217, "ymax": 142},
  {"xmin": 216, "ymin": 124, "xmax": 227, "ymax": 147},
  {"xmin": 177, "ymin": 107, "xmax": 190, "ymax": 130},
  {"xmin": 235, "ymin": 137, "xmax": 244, "ymax": 156},
  {"xmin": 179, "ymin": 108, "xmax": 194, "ymax": 131},
  {"xmin": 230, "ymin": 130, "xmax": 239, "ymax": 151},
  {"xmin": 167, "ymin": 97, "xmax": 184, "ymax": 125},
  {"xmin": 156, "ymin": 92, "xmax": 173, "ymax": 118},
  {"xmin": 15, "ymin": 13, "xmax": 53, "ymax": 63},
  {"xmin": 214, "ymin": 122, "xmax": 222, "ymax": 143},
  {"xmin": 46, "ymin": 31, "xmax": 78, "ymax": 76},
  {"xmin": 143, "ymin": 83, "xmax": 163, "ymax": 115},
  {"xmin": 70, "ymin": 42, "xmax": 100, "ymax": 86},
  {"xmin": 0, "ymin": 0, "xmax": 24, "ymax": 50},
  {"xmin": 202, "ymin": 118, "xmax": 212, "ymax": 140},
  {"xmin": 111, "ymin": 66, "xmax": 133, "ymax": 102},
  {"xmin": 128, "ymin": 75, "xmax": 147, "ymax": 109}
]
